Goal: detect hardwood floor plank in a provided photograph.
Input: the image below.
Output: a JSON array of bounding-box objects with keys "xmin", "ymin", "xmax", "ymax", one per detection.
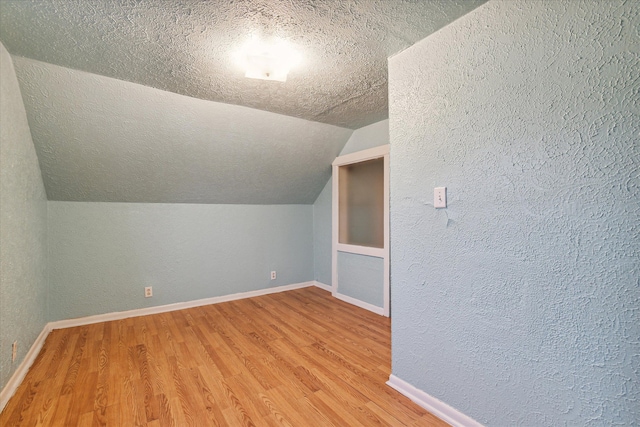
[
  {"xmin": 48, "ymin": 393, "xmax": 72, "ymax": 427},
  {"xmin": 0, "ymin": 287, "xmax": 448, "ymax": 426},
  {"xmin": 147, "ymin": 335, "xmax": 174, "ymax": 398},
  {"xmin": 225, "ymin": 374, "xmax": 270, "ymax": 419},
  {"xmin": 257, "ymin": 393, "xmax": 295, "ymax": 427},
  {"xmin": 33, "ymin": 388, "xmax": 56, "ymax": 426},
  {"xmin": 166, "ymin": 356, "xmax": 198, "ymax": 426},
  {"xmin": 76, "ymin": 410, "xmax": 94, "ymax": 427},
  {"xmin": 154, "ymin": 393, "xmax": 176, "ymax": 427},
  {"xmin": 306, "ymin": 390, "xmax": 370, "ymax": 427},
  {"xmin": 2, "ymin": 378, "xmax": 40, "ymax": 426},
  {"xmin": 190, "ymin": 367, "xmax": 227, "ymax": 426},
  {"xmin": 265, "ymin": 386, "xmax": 331, "ymax": 427},
  {"xmin": 134, "ymin": 344, "xmax": 159, "ymax": 423},
  {"xmin": 220, "ymin": 378, "xmax": 256, "ymax": 427},
  {"xmin": 123, "ymin": 348, "xmax": 146, "ymax": 426}
]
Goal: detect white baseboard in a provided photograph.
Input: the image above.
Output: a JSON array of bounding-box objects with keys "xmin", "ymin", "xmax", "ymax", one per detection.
[
  {"xmin": 0, "ymin": 323, "xmax": 52, "ymax": 412},
  {"xmin": 313, "ymin": 281, "xmax": 332, "ymax": 292},
  {"xmin": 333, "ymin": 292, "xmax": 384, "ymax": 316},
  {"xmin": 2, "ymin": 281, "xmax": 391, "ymax": 413},
  {"xmin": 387, "ymin": 374, "xmax": 484, "ymax": 427},
  {"xmin": 1, "ymin": 281, "xmax": 316, "ymax": 411},
  {"xmin": 49, "ymin": 281, "xmax": 316, "ymax": 330}
]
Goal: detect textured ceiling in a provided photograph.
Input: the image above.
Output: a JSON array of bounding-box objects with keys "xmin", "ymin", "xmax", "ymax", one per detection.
[
  {"xmin": 1, "ymin": 0, "xmax": 485, "ymax": 204},
  {"xmin": 0, "ymin": 0, "xmax": 486, "ymax": 129}
]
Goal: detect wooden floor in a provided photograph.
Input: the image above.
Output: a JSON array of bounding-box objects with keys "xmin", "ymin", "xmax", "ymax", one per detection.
[{"xmin": 1, "ymin": 287, "xmax": 447, "ymax": 426}]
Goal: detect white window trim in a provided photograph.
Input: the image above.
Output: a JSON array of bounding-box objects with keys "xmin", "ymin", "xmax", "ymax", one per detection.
[{"xmin": 332, "ymin": 144, "xmax": 390, "ymax": 317}]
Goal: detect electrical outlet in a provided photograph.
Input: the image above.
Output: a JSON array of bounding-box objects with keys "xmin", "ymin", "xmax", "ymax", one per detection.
[
  {"xmin": 12, "ymin": 341, "xmax": 17, "ymax": 362},
  {"xmin": 271, "ymin": 271, "xmax": 276, "ymax": 280},
  {"xmin": 145, "ymin": 286, "xmax": 153, "ymax": 298}
]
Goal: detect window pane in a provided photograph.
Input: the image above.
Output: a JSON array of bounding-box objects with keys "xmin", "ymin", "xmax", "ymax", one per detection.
[{"xmin": 338, "ymin": 157, "xmax": 384, "ymax": 248}]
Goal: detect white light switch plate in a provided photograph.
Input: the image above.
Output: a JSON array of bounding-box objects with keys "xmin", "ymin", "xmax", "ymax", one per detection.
[{"xmin": 434, "ymin": 187, "xmax": 447, "ymax": 208}]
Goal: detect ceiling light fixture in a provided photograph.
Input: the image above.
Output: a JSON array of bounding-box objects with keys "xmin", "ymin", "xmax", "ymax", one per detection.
[{"xmin": 237, "ymin": 37, "xmax": 301, "ymax": 82}]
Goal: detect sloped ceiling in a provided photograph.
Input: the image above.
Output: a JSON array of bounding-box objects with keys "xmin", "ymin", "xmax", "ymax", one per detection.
[
  {"xmin": 14, "ymin": 57, "xmax": 351, "ymax": 204},
  {"xmin": 0, "ymin": 0, "xmax": 486, "ymax": 204},
  {"xmin": 0, "ymin": 0, "xmax": 485, "ymax": 129}
]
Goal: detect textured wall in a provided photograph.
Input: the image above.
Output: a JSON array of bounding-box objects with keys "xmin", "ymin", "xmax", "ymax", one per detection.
[
  {"xmin": 313, "ymin": 119, "xmax": 389, "ymax": 287},
  {"xmin": 338, "ymin": 119, "xmax": 389, "ymax": 156},
  {"xmin": 13, "ymin": 57, "xmax": 352, "ymax": 204},
  {"xmin": 313, "ymin": 179, "xmax": 332, "ymax": 285},
  {"xmin": 0, "ymin": 43, "xmax": 48, "ymax": 390},
  {"xmin": 337, "ymin": 252, "xmax": 384, "ymax": 307},
  {"xmin": 0, "ymin": 0, "xmax": 485, "ymax": 128},
  {"xmin": 48, "ymin": 202, "xmax": 313, "ymax": 321},
  {"xmin": 388, "ymin": 1, "xmax": 639, "ymax": 425}
]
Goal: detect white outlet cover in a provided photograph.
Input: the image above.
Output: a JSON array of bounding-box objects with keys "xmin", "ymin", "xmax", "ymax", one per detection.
[{"xmin": 434, "ymin": 187, "xmax": 447, "ymax": 208}]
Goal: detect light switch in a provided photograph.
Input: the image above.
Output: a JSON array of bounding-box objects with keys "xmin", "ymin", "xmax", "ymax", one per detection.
[{"xmin": 434, "ymin": 187, "xmax": 446, "ymax": 208}]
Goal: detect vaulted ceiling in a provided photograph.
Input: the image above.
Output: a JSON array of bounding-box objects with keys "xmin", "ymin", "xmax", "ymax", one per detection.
[{"xmin": 0, "ymin": 0, "xmax": 485, "ymax": 204}]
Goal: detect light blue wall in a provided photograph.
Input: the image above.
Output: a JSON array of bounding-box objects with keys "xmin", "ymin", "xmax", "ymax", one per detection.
[
  {"xmin": 312, "ymin": 119, "xmax": 389, "ymax": 296},
  {"xmin": 388, "ymin": 1, "xmax": 639, "ymax": 426},
  {"xmin": 337, "ymin": 252, "xmax": 384, "ymax": 307},
  {"xmin": 0, "ymin": 42, "xmax": 48, "ymax": 390},
  {"xmin": 48, "ymin": 202, "xmax": 313, "ymax": 321},
  {"xmin": 312, "ymin": 180, "xmax": 332, "ymax": 285},
  {"xmin": 339, "ymin": 119, "xmax": 389, "ymax": 156}
]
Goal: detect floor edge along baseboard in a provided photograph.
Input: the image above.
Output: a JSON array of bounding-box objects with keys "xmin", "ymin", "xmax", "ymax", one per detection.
[
  {"xmin": 1, "ymin": 280, "xmax": 320, "ymax": 412},
  {"xmin": 48, "ymin": 281, "xmax": 317, "ymax": 330},
  {"xmin": 333, "ymin": 291, "xmax": 384, "ymax": 315},
  {"xmin": 386, "ymin": 374, "xmax": 484, "ymax": 427},
  {"xmin": 0, "ymin": 324, "xmax": 52, "ymax": 412}
]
